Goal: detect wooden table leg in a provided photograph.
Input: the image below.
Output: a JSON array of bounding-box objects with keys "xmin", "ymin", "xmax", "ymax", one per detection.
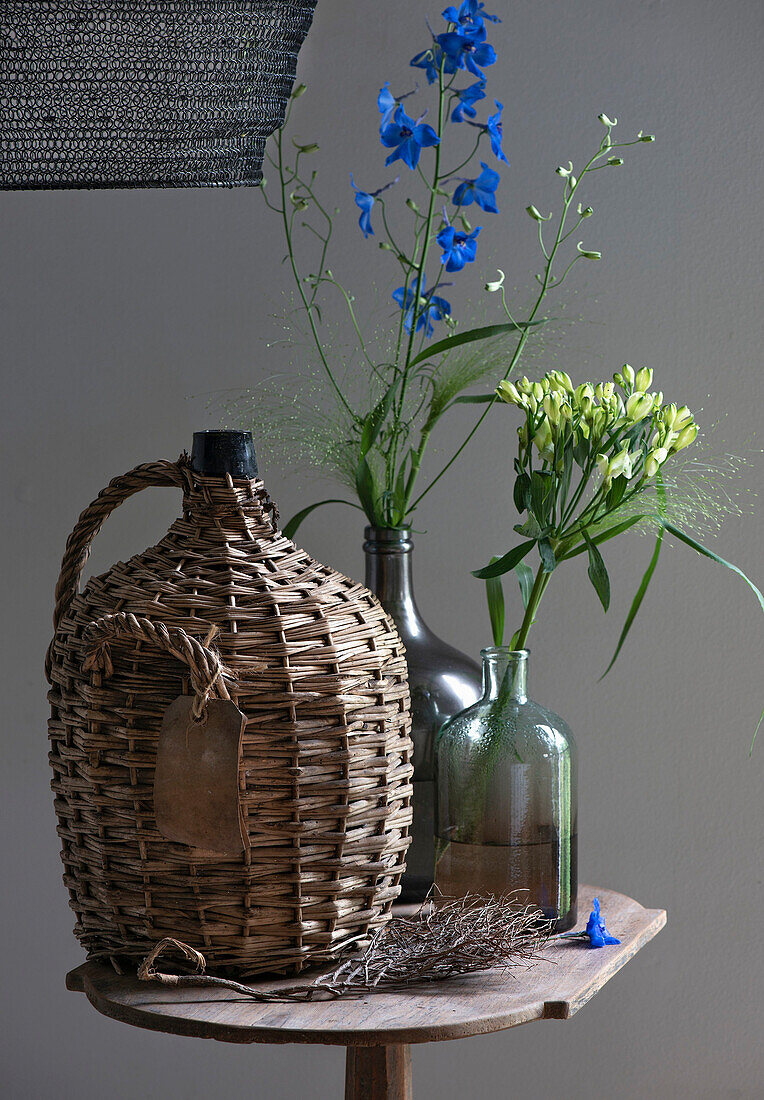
[{"xmin": 345, "ymin": 1044, "xmax": 412, "ymax": 1100}]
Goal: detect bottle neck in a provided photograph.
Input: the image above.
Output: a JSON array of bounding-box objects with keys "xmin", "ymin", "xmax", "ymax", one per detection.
[
  {"xmin": 363, "ymin": 526, "xmax": 424, "ymax": 638},
  {"xmin": 481, "ymin": 647, "xmax": 529, "ymax": 703}
]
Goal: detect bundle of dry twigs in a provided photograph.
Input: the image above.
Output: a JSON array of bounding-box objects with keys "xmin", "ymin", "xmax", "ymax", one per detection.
[{"xmin": 138, "ymin": 894, "xmax": 553, "ymax": 1002}]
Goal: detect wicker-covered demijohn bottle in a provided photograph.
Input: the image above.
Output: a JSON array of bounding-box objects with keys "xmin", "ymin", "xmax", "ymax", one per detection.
[{"xmin": 46, "ymin": 431, "xmax": 413, "ymax": 977}]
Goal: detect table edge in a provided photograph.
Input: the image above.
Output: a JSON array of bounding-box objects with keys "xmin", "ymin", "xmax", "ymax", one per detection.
[{"xmin": 66, "ymin": 891, "xmax": 667, "ymax": 1047}]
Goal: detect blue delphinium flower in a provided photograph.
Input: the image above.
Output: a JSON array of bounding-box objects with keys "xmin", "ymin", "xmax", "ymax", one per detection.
[
  {"xmin": 485, "ymin": 100, "xmax": 509, "ymax": 163},
  {"xmin": 410, "ymin": 44, "xmax": 444, "ymax": 84},
  {"xmin": 436, "ymin": 26, "xmax": 497, "ymax": 78},
  {"xmin": 350, "ymin": 175, "xmax": 399, "ymax": 238},
  {"xmin": 393, "ymin": 277, "xmax": 452, "ymax": 336},
  {"xmin": 451, "ymin": 80, "xmax": 486, "ymax": 122},
  {"xmin": 453, "ymin": 161, "xmax": 499, "ymax": 212},
  {"xmin": 442, "ymin": 1, "xmax": 500, "ymax": 36},
  {"xmin": 437, "ymin": 223, "xmax": 481, "ymax": 271},
  {"xmin": 380, "ymin": 105, "xmax": 440, "ymax": 170},
  {"xmin": 561, "ymin": 897, "xmax": 621, "ymax": 948},
  {"xmin": 377, "ymin": 82, "xmax": 397, "ymax": 129}
]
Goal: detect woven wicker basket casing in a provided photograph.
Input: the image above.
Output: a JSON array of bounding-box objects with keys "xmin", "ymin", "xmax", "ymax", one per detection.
[{"xmin": 46, "ymin": 453, "xmax": 413, "ymax": 977}]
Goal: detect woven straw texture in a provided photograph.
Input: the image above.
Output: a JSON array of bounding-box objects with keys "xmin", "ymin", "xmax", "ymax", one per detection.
[
  {"xmin": 46, "ymin": 457, "xmax": 413, "ymax": 977},
  {"xmin": 0, "ymin": 1, "xmax": 317, "ymax": 189}
]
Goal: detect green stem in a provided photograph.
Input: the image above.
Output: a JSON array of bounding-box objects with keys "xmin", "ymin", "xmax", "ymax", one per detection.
[
  {"xmin": 275, "ymin": 127, "xmax": 356, "ymax": 421},
  {"xmin": 408, "ymin": 133, "xmax": 618, "ymax": 513},
  {"xmin": 514, "ymin": 563, "xmax": 550, "ymax": 649}
]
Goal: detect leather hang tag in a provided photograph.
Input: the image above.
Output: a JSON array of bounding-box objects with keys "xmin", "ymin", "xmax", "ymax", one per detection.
[{"xmin": 154, "ymin": 696, "xmax": 247, "ymax": 857}]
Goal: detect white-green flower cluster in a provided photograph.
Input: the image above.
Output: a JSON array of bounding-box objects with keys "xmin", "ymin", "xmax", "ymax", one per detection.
[{"xmin": 496, "ymin": 366, "xmax": 699, "ymax": 487}]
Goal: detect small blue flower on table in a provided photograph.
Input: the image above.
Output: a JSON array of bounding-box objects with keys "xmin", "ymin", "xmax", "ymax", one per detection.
[{"xmin": 561, "ymin": 897, "xmax": 622, "ymax": 948}]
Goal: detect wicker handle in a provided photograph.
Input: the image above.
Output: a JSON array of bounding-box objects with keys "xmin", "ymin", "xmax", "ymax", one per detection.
[
  {"xmin": 45, "ymin": 460, "xmax": 189, "ymax": 683},
  {"xmin": 51, "ymin": 460, "xmax": 188, "ymax": 633},
  {"xmin": 82, "ymin": 612, "xmax": 234, "ymax": 719}
]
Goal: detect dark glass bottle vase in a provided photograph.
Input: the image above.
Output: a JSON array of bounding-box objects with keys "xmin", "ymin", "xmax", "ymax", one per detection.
[
  {"xmin": 364, "ymin": 527, "xmax": 482, "ymax": 902},
  {"xmin": 434, "ymin": 647, "xmax": 577, "ymax": 932}
]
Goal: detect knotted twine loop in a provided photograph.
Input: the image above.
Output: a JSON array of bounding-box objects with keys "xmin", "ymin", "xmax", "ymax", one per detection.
[{"xmin": 83, "ymin": 613, "xmax": 236, "ymax": 721}]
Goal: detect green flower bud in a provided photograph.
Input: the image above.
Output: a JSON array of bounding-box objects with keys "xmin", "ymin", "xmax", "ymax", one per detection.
[
  {"xmin": 621, "ymin": 364, "xmax": 635, "ymax": 388},
  {"xmin": 550, "ymin": 369, "xmax": 574, "ymax": 394},
  {"xmin": 635, "ymin": 367, "xmax": 653, "ymax": 391},
  {"xmin": 609, "ymin": 447, "xmax": 633, "ymax": 481},
  {"xmin": 485, "ymin": 269, "xmax": 505, "ymax": 292},
  {"xmin": 543, "ymin": 392, "xmax": 562, "ymax": 424},
  {"xmin": 644, "ymin": 448, "xmax": 667, "ymax": 479},
  {"xmin": 637, "ymin": 132, "xmax": 655, "ymax": 142},
  {"xmin": 673, "ymin": 422, "xmax": 699, "ymax": 452},
  {"xmin": 291, "ymin": 82, "xmax": 308, "ymax": 99},
  {"xmin": 591, "ymin": 408, "xmax": 608, "ymax": 436},
  {"xmin": 577, "ymin": 242, "xmax": 602, "ymax": 260},
  {"xmin": 527, "ymin": 205, "xmax": 552, "ymax": 222},
  {"xmin": 607, "ymin": 157, "xmax": 624, "ymax": 166},
  {"xmin": 556, "ymin": 162, "xmax": 573, "ymax": 178},
  {"xmin": 577, "ymin": 203, "xmax": 594, "ymax": 217},
  {"xmin": 533, "ymin": 419, "xmax": 555, "ymax": 462},
  {"xmin": 626, "ymin": 391, "xmax": 653, "ymax": 421},
  {"xmin": 673, "ymin": 405, "xmax": 694, "ymax": 431},
  {"xmin": 497, "ymin": 380, "xmax": 523, "ymax": 405},
  {"xmin": 596, "ymin": 452, "xmax": 610, "ymax": 479},
  {"xmin": 531, "ymin": 381, "xmax": 545, "ymax": 401},
  {"xmin": 293, "ymin": 140, "xmax": 319, "ymax": 154},
  {"xmin": 598, "ymin": 113, "xmax": 618, "ymax": 127},
  {"xmin": 379, "ymin": 241, "xmax": 394, "ymax": 251},
  {"xmin": 662, "ymin": 403, "xmax": 678, "ymax": 428},
  {"xmin": 406, "ymin": 198, "xmax": 421, "ymax": 214}
]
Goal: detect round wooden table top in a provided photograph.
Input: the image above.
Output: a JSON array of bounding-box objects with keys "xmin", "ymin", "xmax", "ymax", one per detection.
[{"xmin": 66, "ymin": 885, "xmax": 665, "ymax": 1048}]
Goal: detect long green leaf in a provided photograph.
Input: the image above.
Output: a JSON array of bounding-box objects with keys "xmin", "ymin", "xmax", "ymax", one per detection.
[
  {"xmin": 360, "ymin": 377, "xmax": 400, "ymax": 456},
  {"xmin": 659, "ymin": 520, "xmax": 764, "ymax": 613},
  {"xmin": 355, "ymin": 456, "xmax": 377, "ymax": 520},
  {"xmin": 600, "ymin": 526, "xmax": 663, "ymax": 679},
  {"xmin": 452, "ymin": 393, "xmax": 496, "ymax": 405},
  {"xmin": 485, "ymin": 558, "xmax": 505, "ymax": 647},
  {"xmin": 601, "ymin": 473, "xmax": 667, "ymax": 677},
  {"xmin": 472, "ymin": 540, "xmax": 536, "ymax": 580},
  {"xmin": 515, "ymin": 562, "xmax": 534, "ymax": 609},
  {"xmin": 408, "ymin": 320, "xmax": 545, "ymax": 370},
  {"xmin": 559, "ymin": 514, "xmax": 645, "ymax": 561},
  {"xmin": 582, "ymin": 529, "xmax": 610, "ymax": 612},
  {"xmin": 751, "ymin": 707, "xmax": 764, "ymax": 755},
  {"xmin": 282, "ymin": 498, "xmax": 362, "ymax": 541},
  {"xmin": 538, "ymin": 537, "xmax": 556, "ymax": 573}
]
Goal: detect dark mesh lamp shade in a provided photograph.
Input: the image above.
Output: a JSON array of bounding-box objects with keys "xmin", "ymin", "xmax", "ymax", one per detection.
[{"xmin": 0, "ymin": 1, "xmax": 317, "ymax": 189}]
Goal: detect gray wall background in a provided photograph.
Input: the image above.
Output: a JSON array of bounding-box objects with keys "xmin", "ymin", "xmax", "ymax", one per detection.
[{"xmin": 2, "ymin": 1, "xmax": 762, "ymax": 1096}]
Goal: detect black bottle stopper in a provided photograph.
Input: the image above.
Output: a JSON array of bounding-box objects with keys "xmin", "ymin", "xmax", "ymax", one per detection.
[{"xmin": 190, "ymin": 430, "xmax": 258, "ymax": 479}]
